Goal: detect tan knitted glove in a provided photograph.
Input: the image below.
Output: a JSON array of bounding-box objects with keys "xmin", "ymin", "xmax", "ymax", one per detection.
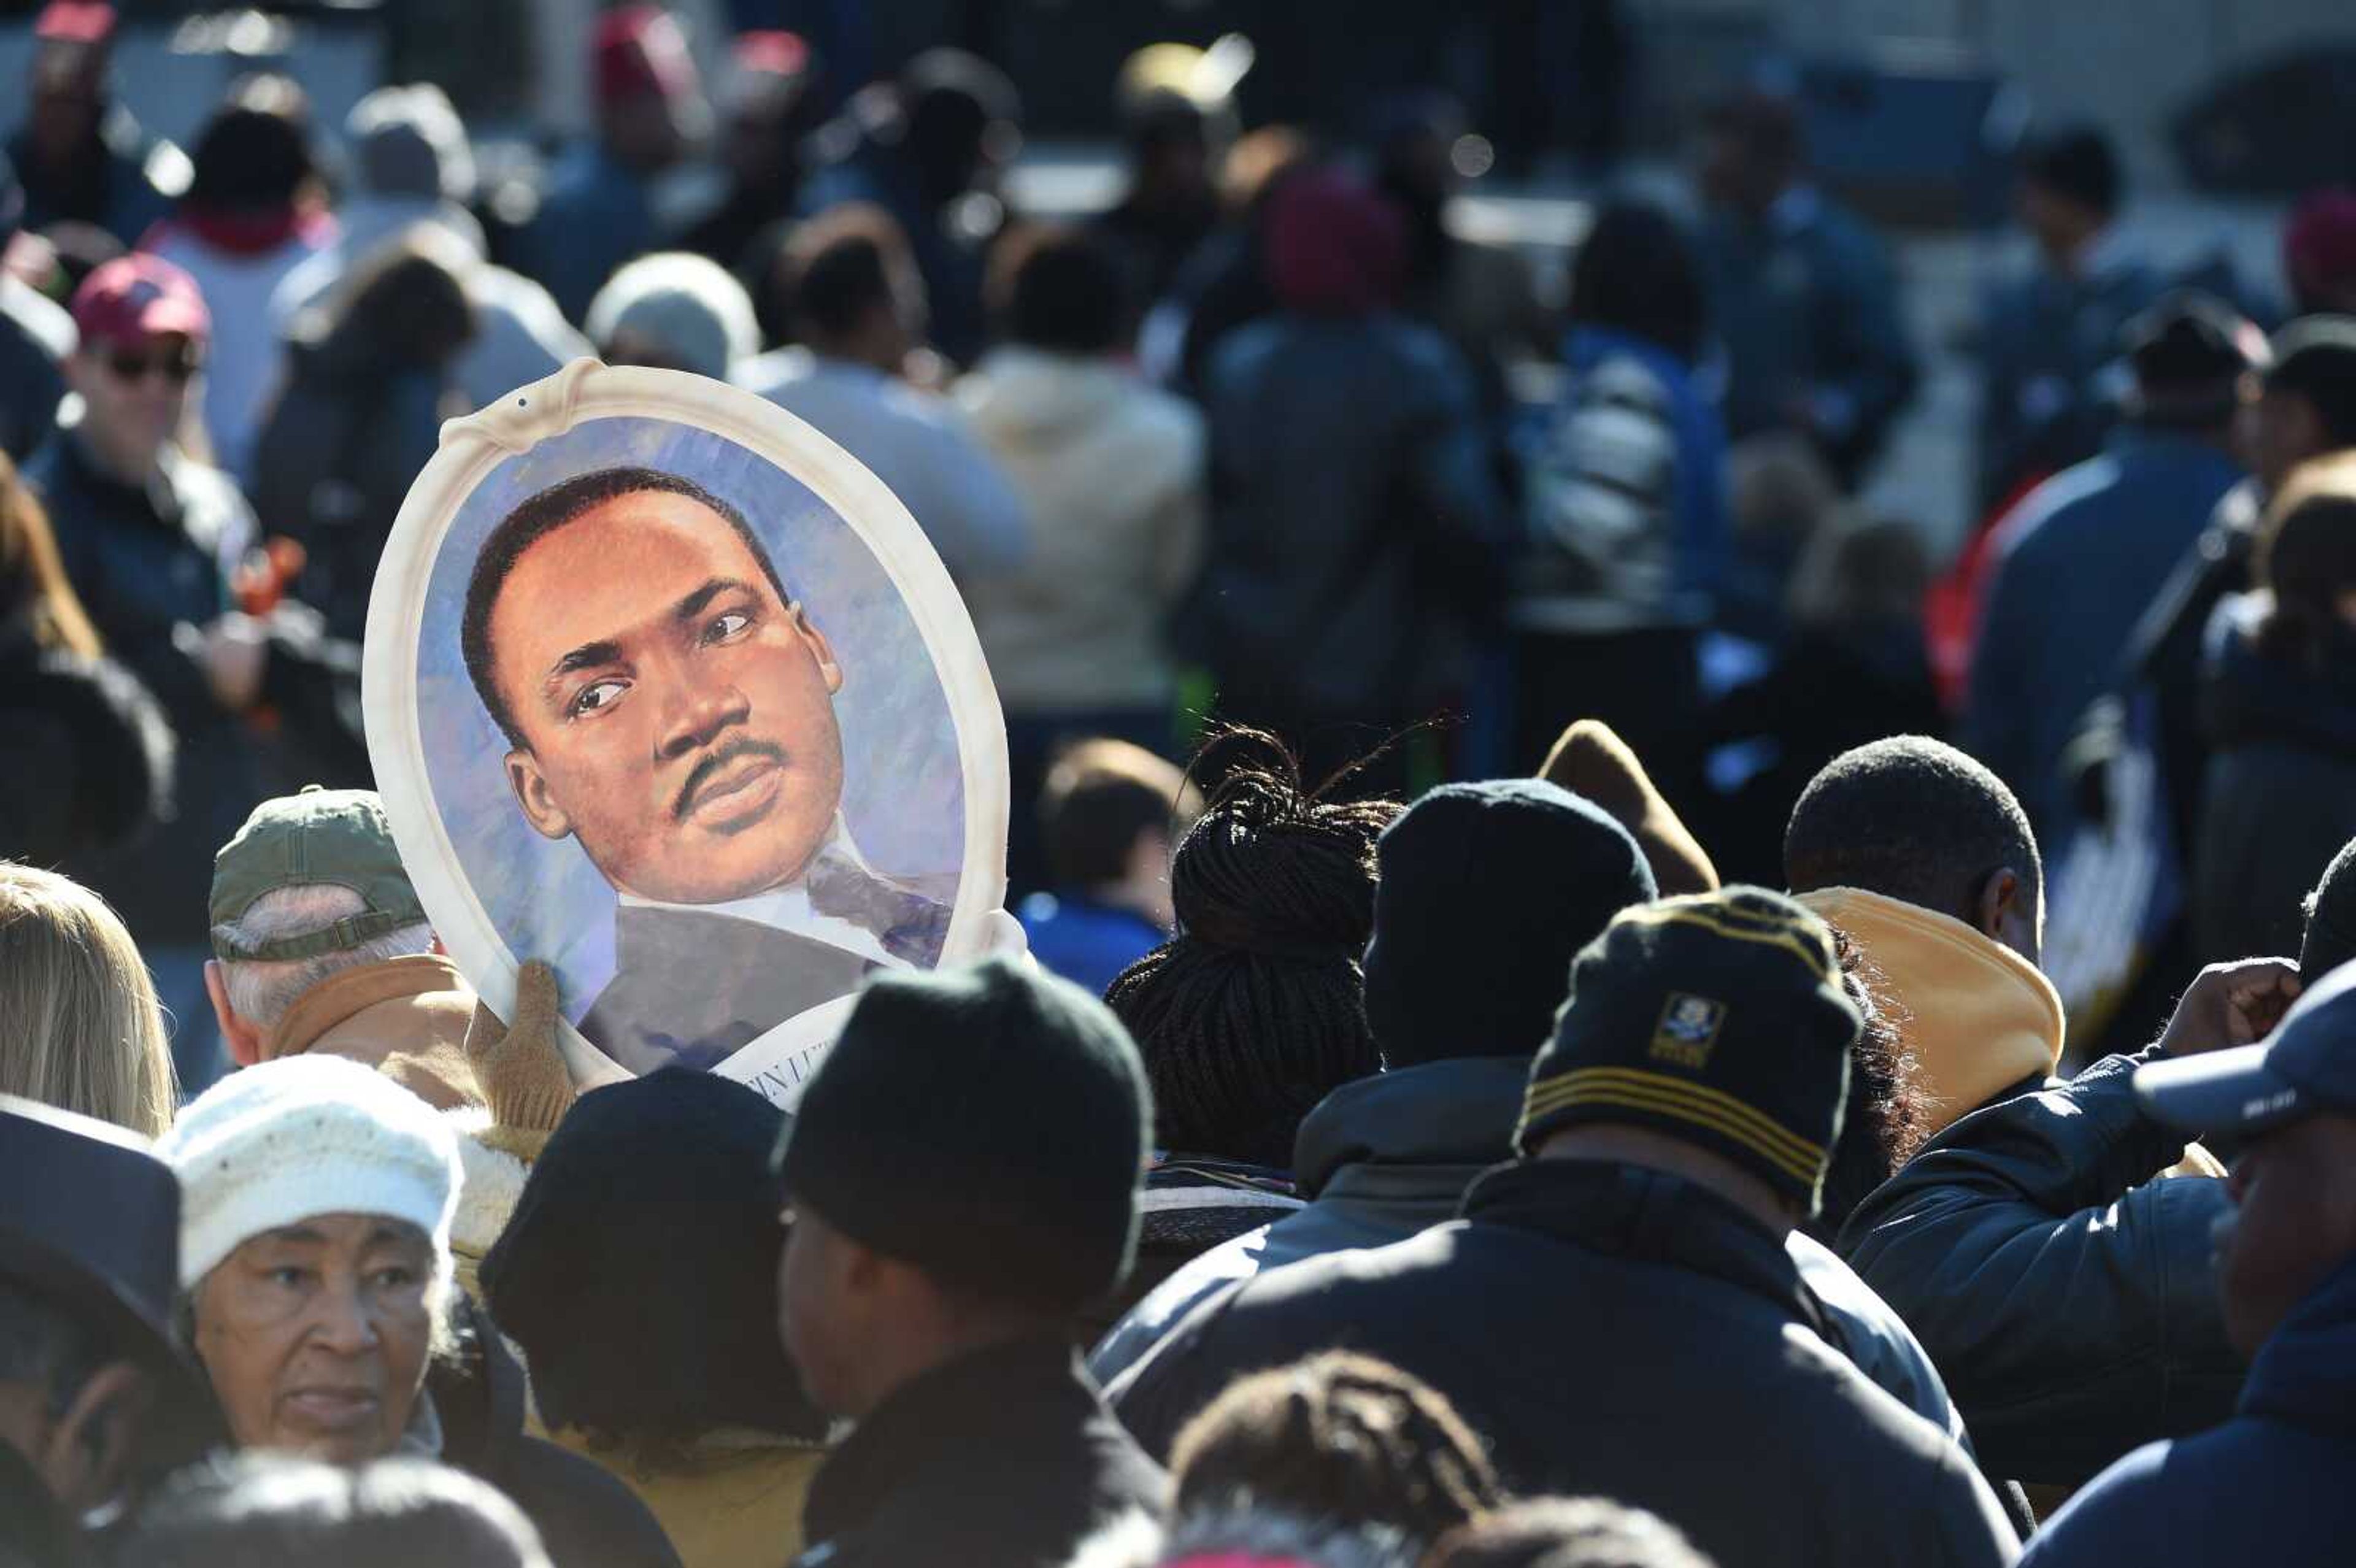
[{"xmin": 463, "ymin": 960, "xmax": 578, "ymax": 1161}]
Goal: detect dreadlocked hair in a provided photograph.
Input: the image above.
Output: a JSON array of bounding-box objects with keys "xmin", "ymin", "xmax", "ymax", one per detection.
[
  {"xmin": 1104, "ymin": 727, "xmax": 1400, "ymax": 1169},
  {"xmin": 1810, "ymin": 928, "xmax": 1930, "ymax": 1243}
]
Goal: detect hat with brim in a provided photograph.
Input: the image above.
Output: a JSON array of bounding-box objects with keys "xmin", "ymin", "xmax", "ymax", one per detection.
[
  {"xmin": 0, "ymin": 1099, "xmax": 225, "ymax": 1470},
  {"xmin": 2136, "ymin": 959, "xmax": 2356, "ymax": 1137}
]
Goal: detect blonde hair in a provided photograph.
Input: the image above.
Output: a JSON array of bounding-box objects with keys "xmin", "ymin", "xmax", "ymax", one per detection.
[{"xmin": 0, "ymin": 863, "xmax": 177, "ymax": 1138}]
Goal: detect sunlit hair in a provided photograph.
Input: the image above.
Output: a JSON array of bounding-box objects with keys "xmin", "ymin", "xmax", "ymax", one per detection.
[
  {"xmin": 0, "ymin": 863, "xmax": 176, "ymax": 1138},
  {"xmin": 0, "ymin": 451, "xmax": 102, "ymax": 658}
]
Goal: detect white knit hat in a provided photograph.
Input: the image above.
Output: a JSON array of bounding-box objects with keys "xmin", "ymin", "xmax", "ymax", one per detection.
[{"xmin": 158, "ymin": 1056, "xmax": 461, "ymax": 1291}]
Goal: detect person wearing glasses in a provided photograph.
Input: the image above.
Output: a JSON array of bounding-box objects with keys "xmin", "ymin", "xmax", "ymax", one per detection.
[{"xmin": 25, "ymin": 253, "xmax": 362, "ymax": 1097}]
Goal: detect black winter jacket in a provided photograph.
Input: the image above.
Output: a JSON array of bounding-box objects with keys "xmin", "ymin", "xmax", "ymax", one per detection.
[
  {"xmin": 1839, "ymin": 1049, "xmax": 2244, "ymax": 1488},
  {"xmin": 26, "ymin": 432, "xmax": 367, "ymax": 942},
  {"xmin": 1110, "ymin": 1159, "xmax": 2020, "ymax": 1568},
  {"xmin": 431, "ymin": 1300, "xmax": 681, "ymax": 1568},
  {"xmin": 792, "ymin": 1336, "xmax": 1167, "ymax": 1568}
]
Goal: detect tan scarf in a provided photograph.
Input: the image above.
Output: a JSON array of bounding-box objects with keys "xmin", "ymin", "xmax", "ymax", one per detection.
[
  {"xmin": 1796, "ymin": 887, "xmax": 2064, "ymax": 1136},
  {"xmin": 1798, "ymin": 887, "xmax": 2227, "ymax": 1178}
]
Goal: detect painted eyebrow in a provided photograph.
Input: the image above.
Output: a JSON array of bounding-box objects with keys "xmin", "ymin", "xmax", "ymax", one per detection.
[
  {"xmin": 671, "ymin": 577, "xmax": 758, "ymax": 625},
  {"xmin": 537, "ymin": 579, "xmax": 761, "ymax": 693}
]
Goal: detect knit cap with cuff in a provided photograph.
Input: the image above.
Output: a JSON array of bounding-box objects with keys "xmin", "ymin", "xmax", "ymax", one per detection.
[
  {"xmin": 1539, "ymin": 720, "xmax": 1720, "ymax": 897},
  {"xmin": 1517, "ymin": 887, "xmax": 1858, "ymax": 1218},
  {"xmin": 773, "ymin": 955, "xmax": 1152, "ymax": 1312},
  {"xmin": 156, "ymin": 1055, "xmax": 461, "ymax": 1290},
  {"xmin": 1362, "ymin": 779, "xmax": 1655, "ymax": 1067},
  {"xmin": 209, "ymin": 786, "xmax": 427, "ymax": 963}
]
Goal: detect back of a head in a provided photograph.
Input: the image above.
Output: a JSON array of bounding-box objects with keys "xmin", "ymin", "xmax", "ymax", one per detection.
[
  {"xmin": 2124, "ymin": 291, "xmax": 2263, "ymax": 429},
  {"xmin": 899, "ymin": 47, "xmax": 1020, "ymax": 195},
  {"xmin": 1105, "ymin": 730, "xmax": 1398, "ymax": 1168},
  {"xmin": 2303, "ymin": 836, "xmax": 2356, "ymax": 979},
  {"xmin": 991, "ymin": 224, "xmax": 1134, "ymax": 357},
  {"xmin": 2255, "ymin": 452, "xmax": 2356, "ymax": 668},
  {"xmin": 1785, "ymin": 514, "xmax": 1931, "ymax": 629},
  {"xmin": 2266, "ymin": 315, "xmax": 2356, "ymax": 452},
  {"xmin": 121, "ymin": 1454, "xmax": 551, "ymax": 1568},
  {"xmin": 1568, "ymin": 201, "xmax": 1706, "ymax": 366},
  {"xmin": 1428, "ymin": 1497, "xmax": 1717, "ymax": 1568},
  {"xmin": 778, "ymin": 203, "xmax": 920, "ymax": 342},
  {"xmin": 1263, "ymin": 167, "xmax": 1407, "ymax": 318},
  {"xmin": 2018, "ymin": 123, "xmax": 2122, "ymax": 219},
  {"xmin": 1169, "ymin": 1351, "xmax": 1502, "ymax": 1549},
  {"xmin": 586, "ymin": 250, "xmax": 758, "ymax": 381},
  {"xmin": 1784, "ymin": 737, "xmax": 2041, "ymax": 926},
  {"xmin": 0, "ymin": 862, "xmax": 174, "ymax": 1138},
  {"xmin": 185, "ymin": 79, "xmax": 314, "ymax": 215},
  {"xmin": 1361, "ymin": 780, "xmax": 1655, "ymax": 1070},
  {"xmin": 1040, "ymin": 738, "xmax": 1191, "ymax": 892},
  {"xmin": 480, "ymin": 1070, "xmax": 826, "ymax": 1453},
  {"xmin": 320, "ymin": 225, "xmax": 477, "ymax": 365},
  {"xmin": 345, "ymin": 82, "xmax": 474, "ymax": 206}
]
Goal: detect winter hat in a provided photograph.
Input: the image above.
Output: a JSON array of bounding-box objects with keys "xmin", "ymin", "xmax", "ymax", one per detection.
[
  {"xmin": 480, "ymin": 1071, "xmax": 825, "ymax": 1442},
  {"xmin": 1264, "ymin": 168, "xmax": 1407, "ymax": 317},
  {"xmin": 2286, "ymin": 190, "xmax": 2356, "ymax": 312},
  {"xmin": 1362, "ymin": 780, "xmax": 1655, "ymax": 1069},
  {"xmin": 585, "ymin": 252, "xmax": 760, "ymax": 382},
  {"xmin": 1538, "ymin": 720, "xmax": 1720, "ymax": 896},
  {"xmin": 774, "ymin": 956, "xmax": 1152, "ymax": 1310},
  {"xmin": 346, "ymin": 84, "xmax": 475, "ymax": 206},
  {"xmin": 1518, "ymin": 888, "xmax": 1858, "ymax": 1216},
  {"xmin": 158, "ymin": 1056, "xmax": 460, "ymax": 1291}
]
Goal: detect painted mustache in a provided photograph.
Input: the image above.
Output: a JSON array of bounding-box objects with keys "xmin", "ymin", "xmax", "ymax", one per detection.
[{"xmin": 672, "ymin": 738, "xmax": 790, "ymax": 821}]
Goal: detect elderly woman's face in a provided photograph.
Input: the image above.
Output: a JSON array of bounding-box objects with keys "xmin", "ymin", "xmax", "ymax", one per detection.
[{"xmin": 191, "ymin": 1212, "xmax": 437, "ymax": 1464}]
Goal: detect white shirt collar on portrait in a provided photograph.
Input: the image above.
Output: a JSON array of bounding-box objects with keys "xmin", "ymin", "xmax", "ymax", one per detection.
[{"xmin": 617, "ymin": 813, "xmax": 903, "ymax": 969}]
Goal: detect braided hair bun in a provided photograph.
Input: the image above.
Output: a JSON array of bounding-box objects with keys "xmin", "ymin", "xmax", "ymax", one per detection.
[{"xmin": 1106, "ymin": 728, "xmax": 1399, "ymax": 1169}]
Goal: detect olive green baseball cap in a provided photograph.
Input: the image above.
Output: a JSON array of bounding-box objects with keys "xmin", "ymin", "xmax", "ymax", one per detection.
[{"xmin": 209, "ymin": 786, "xmax": 428, "ymax": 961}]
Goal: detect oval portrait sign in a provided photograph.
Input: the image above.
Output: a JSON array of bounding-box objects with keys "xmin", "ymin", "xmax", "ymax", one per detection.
[{"xmin": 364, "ymin": 359, "xmax": 1008, "ymax": 1107}]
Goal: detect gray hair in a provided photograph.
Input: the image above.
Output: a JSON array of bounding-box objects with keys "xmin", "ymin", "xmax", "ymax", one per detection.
[
  {"xmin": 214, "ymin": 885, "xmax": 434, "ymax": 1030},
  {"xmin": 117, "ymin": 1454, "xmax": 552, "ymax": 1568}
]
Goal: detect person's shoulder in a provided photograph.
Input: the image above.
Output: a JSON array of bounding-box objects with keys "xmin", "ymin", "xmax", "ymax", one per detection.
[
  {"xmin": 2015, "ymin": 1437, "xmax": 2184, "ymax": 1564},
  {"xmin": 0, "ymin": 277, "xmax": 75, "ymax": 362},
  {"xmin": 503, "ymin": 1432, "xmax": 685, "ymax": 1568}
]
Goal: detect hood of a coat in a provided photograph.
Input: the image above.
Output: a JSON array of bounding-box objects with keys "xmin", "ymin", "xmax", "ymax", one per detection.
[
  {"xmin": 1292, "ymin": 1056, "xmax": 1529, "ymax": 1198},
  {"xmin": 1798, "ymin": 887, "xmax": 2063, "ymax": 1134},
  {"xmin": 2201, "ymin": 591, "xmax": 2356, "ymax": 759},
  {"xmin": 960, "ymin": 347, "xmax": 1128, "ymax": 448},
  {"xmin": 2240, "ymin": 1251, "xmax": 2356, "ymax": 1435}
]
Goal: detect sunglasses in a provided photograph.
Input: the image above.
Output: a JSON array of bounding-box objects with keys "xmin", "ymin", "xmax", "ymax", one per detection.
[{"xmin": 103, "ymin": 345, "xmax": 202, "ymax": 384}]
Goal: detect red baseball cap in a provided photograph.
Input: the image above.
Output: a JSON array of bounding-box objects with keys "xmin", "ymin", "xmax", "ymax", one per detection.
[
  {"xmin": 35, "ymin": 1, "xmax": 117, "ymax": 44},
  {"xmin": 593, "ymin": 6, "xmax": 697, "ymax": 107},
  {"xmin": 72, "ymin": 255, "xmax": 210, "ymax": 351}
]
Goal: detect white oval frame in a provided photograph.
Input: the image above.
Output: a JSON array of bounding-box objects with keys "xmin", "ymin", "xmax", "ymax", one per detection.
[{"xmin": 362, "ymin": 359, "xmax": 1007, "ymax": 1104}]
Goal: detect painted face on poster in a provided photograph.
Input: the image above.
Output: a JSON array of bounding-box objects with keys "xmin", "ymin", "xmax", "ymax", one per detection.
[{"xmin": 364, "ymin": 361, "xmax": 1007, "ymax": 1105}]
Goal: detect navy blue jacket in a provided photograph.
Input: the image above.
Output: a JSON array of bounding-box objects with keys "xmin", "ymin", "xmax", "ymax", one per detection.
[
  {"xmin": 1962, "ymin": 427, "xmax": 2244, "ymax": 839},
  {"xmin": 2017, "ymin": 1253, "xmax": 2356, "ymax": 1566},
  {"xmin": 1696, "ymin": 187, "xmax": 1919, "ymax": 480}
]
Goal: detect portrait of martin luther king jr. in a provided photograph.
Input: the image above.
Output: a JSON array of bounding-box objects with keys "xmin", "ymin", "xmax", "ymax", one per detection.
[{"xmin": 461, "ymin": 464, "xmax": 954, "ymax": 1074}]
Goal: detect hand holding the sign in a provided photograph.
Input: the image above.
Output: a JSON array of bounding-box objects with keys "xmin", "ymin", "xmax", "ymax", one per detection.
[{"xmin": 464, "ymin": 959, "xmax": 578, "ymax": 1156}]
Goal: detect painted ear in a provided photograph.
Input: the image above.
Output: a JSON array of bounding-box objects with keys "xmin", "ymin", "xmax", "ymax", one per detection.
[
  {"xmin": 506, "ymin": 750, "xmax": 574, "ymax": 842},
  {"xmin": 791, "ymin": 603, "xmax": 844, "ymax": 694}
]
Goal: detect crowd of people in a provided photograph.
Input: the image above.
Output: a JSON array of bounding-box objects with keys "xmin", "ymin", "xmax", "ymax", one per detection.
[{"xmin": 6, "ymin": 0, "xmax": 2356, "ymax": 1564}]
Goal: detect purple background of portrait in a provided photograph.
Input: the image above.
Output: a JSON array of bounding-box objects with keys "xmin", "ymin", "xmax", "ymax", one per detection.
[{"xmin": 414, "ymin": 415, "xmax": 967, "ymax": 1020}]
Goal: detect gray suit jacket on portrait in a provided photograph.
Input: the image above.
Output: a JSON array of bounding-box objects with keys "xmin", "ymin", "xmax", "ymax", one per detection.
[{"xmin": 578, "ymin": 867, "xmax": 954, "ymax": 1074}]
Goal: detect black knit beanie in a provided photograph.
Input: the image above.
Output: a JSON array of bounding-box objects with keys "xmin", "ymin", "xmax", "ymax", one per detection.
[
  {"xmin": 774, "ymin": 956, "xmax": 1152, "ymax": 1310},
  {"xmin": 479, "ymin": 1069, "xmax": 826, "ymax": 1442},
  {"xmin": 1518, "ymin": 888, "xmax": 1859, "ymax": 1217},
  {"xmin": 1363, "ymin": 780, "xmax": 1657, "ymax": 1067}
]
